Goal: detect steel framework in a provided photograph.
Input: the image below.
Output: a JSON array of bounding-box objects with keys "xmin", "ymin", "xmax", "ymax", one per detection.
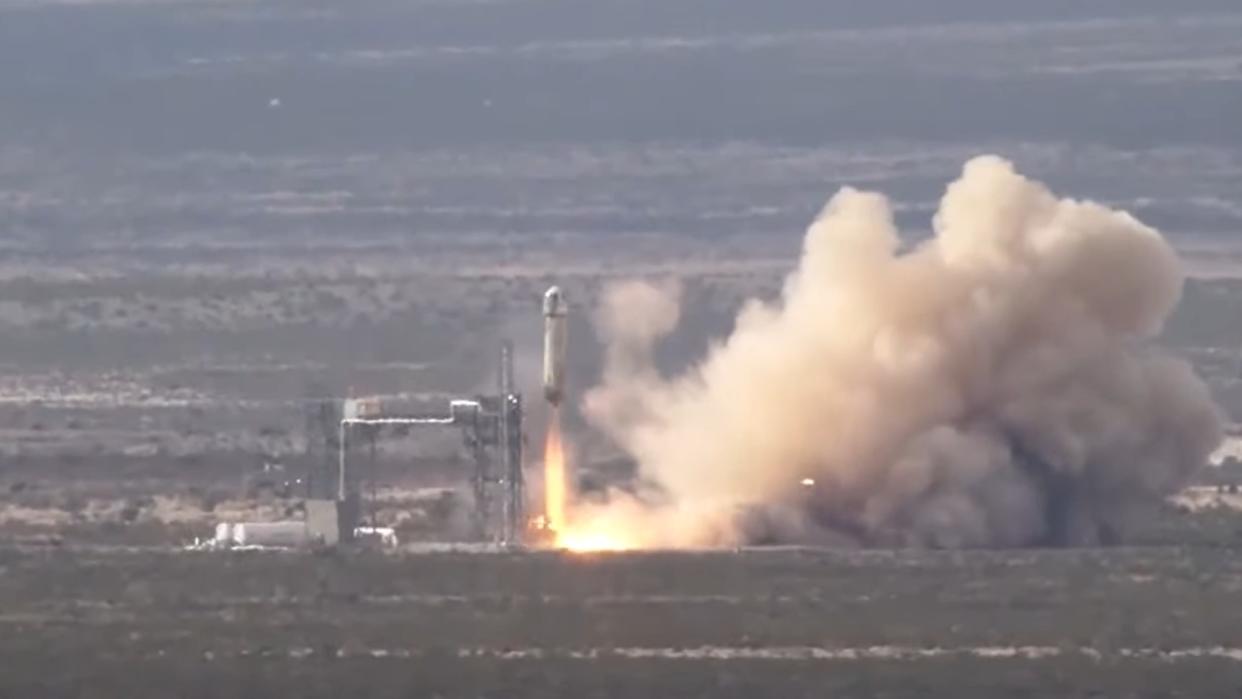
[{"xmin": 335, "ymin": 342, "xmax": 524, "ymax": 545}]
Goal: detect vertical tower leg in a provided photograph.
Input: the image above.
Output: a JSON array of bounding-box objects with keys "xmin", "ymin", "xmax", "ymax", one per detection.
[{"xmin": 498, "ymin": 341, "xmax": 524, "ymax": 546}]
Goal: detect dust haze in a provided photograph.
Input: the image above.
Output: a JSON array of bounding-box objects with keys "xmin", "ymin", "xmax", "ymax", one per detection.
[{"xmin": 582, "ymin": 156, "xmax": 1223, "ymax": 548}]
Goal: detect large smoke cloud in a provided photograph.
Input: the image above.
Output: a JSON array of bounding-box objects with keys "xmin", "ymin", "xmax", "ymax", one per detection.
[{"xmin": 579, "ymin": 156, "xmax": 1223, "ymax": 549}]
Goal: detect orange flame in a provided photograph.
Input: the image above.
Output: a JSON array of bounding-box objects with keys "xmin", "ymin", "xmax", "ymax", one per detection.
[
  {"xmin": 541, "ymin": 411, "xmax": 634, "ymax": 552},
  {"xmin": 544, "ymin": 411, "xmax": 567, "ymax": 534},
  {"xmin": 557, "ymin": 528, "xmax": 633, "ymax": 552}
]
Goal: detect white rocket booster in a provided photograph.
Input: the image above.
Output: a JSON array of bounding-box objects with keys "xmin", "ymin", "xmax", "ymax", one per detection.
[{"xmin": 543, "ymin": 286, "xmax": 568, "ymax": 405}]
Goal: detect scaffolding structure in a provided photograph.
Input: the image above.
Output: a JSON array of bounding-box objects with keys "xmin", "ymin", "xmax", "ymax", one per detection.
[{"xmin": 333, "ymin": 342, "xmax": 525, "ymax": 545}]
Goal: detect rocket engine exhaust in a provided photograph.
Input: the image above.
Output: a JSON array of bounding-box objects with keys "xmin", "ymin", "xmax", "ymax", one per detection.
[
  {"xmin": 578, "ymin": 155, "xmax": 1224, "ymax": 550},
  {"xmin": 543, "ymin": 410, "xmax": 567, "ymax": 533},
  {"xmin": 535, "ymin": 287, "xmax": 634, "ymax": 551}
]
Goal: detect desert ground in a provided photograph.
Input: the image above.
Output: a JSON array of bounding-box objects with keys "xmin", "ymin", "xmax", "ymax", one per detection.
[
  {"xmin": 4, "ymin": 235, "xmax": 1242, "ymax": 546},
  {"xmin": 6, "ymin": 545, "xmax": 1242, "ymax": 697},
  {"xmin": 4, "ymin": 237, "xmax": 1242, "ymax": 697},
  {"xmin": 5, "ymin": 0, "xmax": 1242, "ymax": 695}
]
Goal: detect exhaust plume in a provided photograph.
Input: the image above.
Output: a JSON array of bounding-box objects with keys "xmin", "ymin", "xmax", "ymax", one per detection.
[
  {"xmin": 580, "ymin": 156, "xmax": 1223, "ymax": 549},
  {"xmin": 544, "ymin": 409, "xmax": 567, "ymax": 532}
]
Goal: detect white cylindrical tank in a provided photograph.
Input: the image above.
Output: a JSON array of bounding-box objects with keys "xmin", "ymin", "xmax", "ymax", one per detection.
[
  {"xmin": 214, "ymin": 522, "xmax": 234, "ymax": 545},
  {"xmin": 542, "ymin": 286, "xmax": 568, "ymax": 405},
  {"xmin": 232, "ymin": 521, "xmax": 310, "ymax": 548}
]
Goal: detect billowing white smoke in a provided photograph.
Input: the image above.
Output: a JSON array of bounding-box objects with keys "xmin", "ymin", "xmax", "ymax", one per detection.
[{"xmin": 580, "ymin": 156, "xmax": 1223, "ymax": 549}]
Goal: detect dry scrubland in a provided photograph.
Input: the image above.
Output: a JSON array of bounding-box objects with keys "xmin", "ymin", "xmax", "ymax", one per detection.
[
  {"xmin": 0, "ymin": 237, "xmax": 787, "ymax": 545},
  {"xmin": 3, "ymin": 0, "xmax": 1242, "ymax": 693},
  {"xmin": 3, "ymin": 238, "xmax": 1242, "ymax": 544},
  {"xmin": 3, "ymin": 546, "xmax": 1242, "ymax": 697},
  {"xmin": 4, "ymin": 241, "xmax": 1242, "ymax": 697},
  {"xmin": 1, "ymin": 237, "xmax": 1241, "ymax": 459},
  {"xmin": 2, "ymin": 237, "xmax": 1242, "ymax": 546}
]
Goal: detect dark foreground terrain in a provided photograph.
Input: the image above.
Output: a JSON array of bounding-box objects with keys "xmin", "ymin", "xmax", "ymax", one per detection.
[{"xmin": 3, "ymin": 545, "xmax": 1242, "ymax": 698}]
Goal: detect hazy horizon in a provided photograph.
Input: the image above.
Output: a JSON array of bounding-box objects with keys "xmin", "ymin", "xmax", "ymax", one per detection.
[{"xmin": 1, "ymin": 0, "xmax": 1240, "ymax": 249}]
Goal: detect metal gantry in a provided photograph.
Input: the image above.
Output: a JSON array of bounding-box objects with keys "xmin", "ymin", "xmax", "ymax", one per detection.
[
  {"xmin": 498, "ymin": 341, "xmax": 525, "ymax": 545},
  {"xmin": 334, "ymin": 342, "xmax": 525, "ymax": 546}
]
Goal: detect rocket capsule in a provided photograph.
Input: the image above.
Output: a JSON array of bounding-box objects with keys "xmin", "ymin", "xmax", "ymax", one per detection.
[
  {"xmin": 543, "ymin": 286, "xmax": 566, "ymax": 317},
  {"xmin": 543, "ymin": 286, "xmax": 568, "ymax": 405}
]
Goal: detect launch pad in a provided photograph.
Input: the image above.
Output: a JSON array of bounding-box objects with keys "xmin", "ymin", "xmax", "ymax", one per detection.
[
  {"xmin": 328, "ymin": 341, "xmax": 526, "ymax": 547},
  {"xmin": 295, "ymin": 286, "xmax": 572, "ymax": 549}
]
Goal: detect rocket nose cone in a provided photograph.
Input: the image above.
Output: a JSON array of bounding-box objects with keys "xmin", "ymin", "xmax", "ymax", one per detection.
[{"xmin": 543, "ymin": 286, "xmax": 564, "ymax": 314}]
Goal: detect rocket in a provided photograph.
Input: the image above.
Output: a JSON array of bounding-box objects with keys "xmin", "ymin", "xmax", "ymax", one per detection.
[{"xmin": 542, "ymin": 286, "xmax": 568, "ymax": 405}]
